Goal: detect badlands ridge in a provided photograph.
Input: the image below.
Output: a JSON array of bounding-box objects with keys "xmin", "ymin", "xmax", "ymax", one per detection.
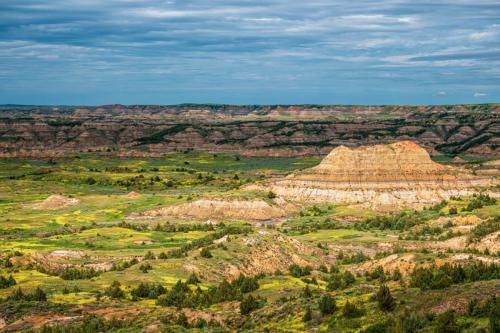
[{"xmin": 255, "ymin": 141, "xmax": 497, "ymax": 210}]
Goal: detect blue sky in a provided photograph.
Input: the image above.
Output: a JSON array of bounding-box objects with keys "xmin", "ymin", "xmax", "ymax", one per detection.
[{"xmin": 0, "ymin": 0, "xmax": 499, "ymax": 105}]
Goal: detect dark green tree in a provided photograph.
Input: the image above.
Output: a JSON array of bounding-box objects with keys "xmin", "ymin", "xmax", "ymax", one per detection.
[
  {"xmin": 489, "ymin": 301, "xmax": 500, "ymax": 333},
  {"xmin": 376, "ymin": 285, "xmax": 396, "ymax": 311},
  {"xmin": 105, "ymin": 281, "xmax": 125, "ymax": 299},
  {"xmin": 144, "ymin": 251, "xmax": 155, "ymax": 260},
  {"xmin": 318, "ymin": 294, "xmax": 336, "ymax": 316},
  {"xmin": 302, "ymin": 285, "xmax": 312, "ymax": 298},
  {"xmin": 32, "ymin": 286, "xmax": 47, "ymax": 301},
  {"xmin": 200, "ymin": 247, "xmax": 212, "ymax": 258},
  {"xmin": 240, "ymin": 295, "xmax": 259, "ymax": 315},
  {"xmin": 187, "ymin": 272, "xmax": 200, "ymax": 285},
  {"xmin": 176, "ymin": 312, "xmax": 189, "ymax": 327},
  {"xmin": 303, "ymin": 306, "xmax": 312, "ymax": 322},
  {"xmin": 342, "ymin": 300, "xmax": 365, "ymax": 318},
  {"xmin": 434, "ymin": 311, "xmax": 461, "ymax": 333}
]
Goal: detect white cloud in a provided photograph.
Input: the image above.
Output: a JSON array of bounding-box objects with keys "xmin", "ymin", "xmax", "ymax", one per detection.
[
  {"xmin": 129, "ymin": 7, "xmax": 256, "ymax": 19},
  {"xmin": 473, "ymin": 92, "xmax": 487, "ymax": 97},
  {"xmin": 469, "ymin": 24, "xmax": 499, "ymax": 40}
]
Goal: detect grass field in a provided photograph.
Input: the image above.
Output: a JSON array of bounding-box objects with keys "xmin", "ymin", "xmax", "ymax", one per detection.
[{"xmin": 0, "ymin": 152, "xmax": 498, "ymax": 332}]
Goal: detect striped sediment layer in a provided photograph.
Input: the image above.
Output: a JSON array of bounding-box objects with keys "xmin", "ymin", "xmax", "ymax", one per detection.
[{"xmin": 265, "ymin": 141, "xmax": 497, "ymax": 210}]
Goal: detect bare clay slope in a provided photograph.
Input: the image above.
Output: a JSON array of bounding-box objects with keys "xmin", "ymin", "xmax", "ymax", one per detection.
[
  {"xmin": 0, "ymin": 104, "xmax": 498, "ymax": 158},
  {"xmin": 264, "ymin": 141, "xmax": 497, "ymax": 210}
]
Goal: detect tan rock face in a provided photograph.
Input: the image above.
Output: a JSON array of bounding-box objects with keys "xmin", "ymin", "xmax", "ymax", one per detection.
[
  {"xmin": 32, "ymin": 194, "xmax": 79, "ymax": 209},
  {"xmin": 132, "ymin": 199, "xmax": 289, "ymax": 221},
  {"xmin": 264, "ymin": 141, "xmax": 497, "ymax": 210},
  {"xmin": 1, "ymin": 105, "xmax": 498, "ymax": 158},
  {"xmin": 124, "ymin": 191, "xmax": 142, "ymax": 199}
]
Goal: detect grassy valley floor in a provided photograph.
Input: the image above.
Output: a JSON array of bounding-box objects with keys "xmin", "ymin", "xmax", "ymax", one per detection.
[{"xmin": 0, "ymin": 152, "xmax": 498, "ymax": 332}]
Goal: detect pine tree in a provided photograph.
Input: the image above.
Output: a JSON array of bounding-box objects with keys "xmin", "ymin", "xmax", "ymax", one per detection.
[
  {"xmin": 302, "ymin": 285, "xmax": 312, "ymax": 298},
  {"xmin": 318, "ymin": 294, "xmax": 336, "ymax": 315},
  {"xmin": 376, "ymin": 285, "xmax": 396, "ymax": 311},
  {"xmin": 187, "ymin": 272, "xmax": 200, "ymax": 285},
  {"xmin": 144, "ymin": 251, "xmax": 155, "ymax": 260},
  {"xmin": 9, "ymin": 287, "xmax": 24, "ymax": 301},
  {"xmin": 105, "ymin": 281, "xmax": 125, "ymax": 299},
  {"xmin": 176, "ymin": 312, "xmax": 189, "ymax": 327},
  {"xmin": 342, "ymin": 300, "xmax": 365, "ymax": 318},
  {"xmin": 489, "ymin": 301, "xmax": 499, "ymax": 333},
  {"xmin": 434, "ymin": 311, "xmax": 461, "ymax": 333},
  {"xmin": 303, "ymin": 306, "xmax": 312, "ymax": 322},
  {"xmin": 200, "ymin": 247, "xmax": 212, "ymax": 258},
  {"xmin": 32, "ymin": 287, "xmax": 47, "ymax": 301},
  {"xmin": 240, "ymin": 295, "xmax": 259, "ymax": 315}
]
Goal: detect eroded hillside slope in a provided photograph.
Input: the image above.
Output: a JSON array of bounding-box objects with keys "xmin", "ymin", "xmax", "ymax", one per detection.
[
  {"xmin": 0, "ymin": 104, "xmax": 498, "ymax": 158},
  {"xmin": 255, "ymin": 141, "xmax": 498, "ymax": 210}
]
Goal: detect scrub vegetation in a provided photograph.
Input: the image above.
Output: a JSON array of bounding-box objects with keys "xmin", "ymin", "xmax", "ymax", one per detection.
[{"xmin": 0, "ymin": 151, "xmax": 498, "ymax": 332}]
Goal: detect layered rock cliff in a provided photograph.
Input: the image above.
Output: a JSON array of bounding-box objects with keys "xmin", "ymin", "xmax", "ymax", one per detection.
[
  {"xmin": 259, "ymin": 141, "xmax": 497, "ymax": 210},
  {"xmin": 0, "ymin": 104, "xmax": 498, "ymax": 158},
  {"xmin": 130, "ymin": 198, "xmax": 291, "ymax": 221}
]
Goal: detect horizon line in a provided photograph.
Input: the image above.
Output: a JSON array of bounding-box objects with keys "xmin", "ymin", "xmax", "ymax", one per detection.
[{"xmin": 1, "ymin": 102, "xmax": 498, "ymax": 108}]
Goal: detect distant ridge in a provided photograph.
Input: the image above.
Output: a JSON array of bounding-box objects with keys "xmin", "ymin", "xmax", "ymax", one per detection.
[{"xmin": 0, "ymin": 104, "xmax": 498, "ymax": 158}]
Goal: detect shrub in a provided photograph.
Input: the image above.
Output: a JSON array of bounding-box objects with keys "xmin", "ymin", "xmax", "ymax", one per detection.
[
  {"xmin": 343, "ymin": 271, "xmax": 356, "ymax": 286},
  {"xmin": 318, "ymin": 294, "xmax": 336, "ymax": 316},
  {"xmin": 490, "ymin": 310, "xmax": 499, "ymax": 333},
  {"xmin": 240, "ymin": 295, "xmax": 259, "ymax": 315},
  {"xmin": 144, "ymin": 251, "xmax": 155, "ymax": 260},
  {"xmin": 340, "ymin": 252, "xmax": 370, "ymax": 264},
  {"xmin": 410, "ymin": 262, "xmax": 500, "ymax": 290},
  {"xmin": 176, "ymin": 312, "xmax": 189, "ymax": 327},
  {"xmin": 200, "ymin": 247, "xmax": 212, "ymax": 258},
  {"xmin": 402, "ymin": 313, "xmax": 428, "ymax": 333},
  {"xmin": 434, "ymin": 311, "xmax": 461, "ymax": 333},
  {"xmin": 302, "ymin": 285, "xmax": 312, "ymax": 298},
  {"xmin": 303, "ymin": 306, "xmax": 312, "ymax": 322},
  {"xmin": 7, "ymin": 287, "xmax": 47, "ymax": 302},
  {"xmin": 356, "ymin": 212, "xmax": 426, "ymax": 231},
  {"xmin": 105, "ymin": 281, "xmax": 125, "ymax": 299},
  {"xmin": 86, "ymin": 177, "xmax": 96, "ymax": 185},
  {"xmin": 469, "ymin": 218, "xmax": 500, "ymax": 242},
  {"xmin": 37, "ymin": 315, "xmax": 125, "ymax": 333},
  {"xmin": 0, "ymin": 275, "xmax": 16, "ymax": 289},
  {"xmin": 163, "ymin": 226, "xmax": 252, "ymax": 259},
  {"xmin": 157, "ymin": 275, "xmax": 261, "ymax": 309},
  {"xmin": 362, "ymin": 323, "xmax": 388, "ymax": 333},
  {"xmin": 368, "ymin": 266, "xmax": 386, "ymax": 282},
  {"xmin": 233, "ymin": 275, "xmax": 259, "ymax": 293},
  {"xmin": 326, "ymin": 270, "xmax": 356, "ymax": 291},
  {"xmin": 32, "ymin": 287, "xmax": 47, "ymax": 301},
  {"xmin": 58, "ymin": 266, "xmax": 99, "ymax": 280},
  {"xmin": 139, "ymin": 263, "xmax": 152, "ymax": 273},
  {"xmin": 327, "ymin": 274, "xmax": 343, "ymax": 291},
  {"xmin": 342, "ymin": 301, "xmax": 365, "ymax": 318},
  {"xmin": 289, "ymin": 264, "xmax": 312, "ymax": 277},
  {"xmin": 376, "ymin": 285, "xmax": 396, "ymax": 312},
  {"xmin": 463, "ymin": 193, "xmax": 496, "ymax": 212},
  {"xmin": 130, "ymin": 282, "xmax": 165, "ymax": 299},
  {"xmin": 186, "ymin": 272, "xmax": 200, "ymax": 285}
]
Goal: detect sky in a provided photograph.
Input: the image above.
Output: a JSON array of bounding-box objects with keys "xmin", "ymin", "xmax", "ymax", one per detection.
[{"xmin": 0, "ymin": 0, "xmax": 499, "ymax": 105}]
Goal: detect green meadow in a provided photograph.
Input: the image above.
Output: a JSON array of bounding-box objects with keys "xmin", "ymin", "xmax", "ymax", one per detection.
[{"xmin": 0, "ymin": 152, "xmax": 498, "ymax": 332}]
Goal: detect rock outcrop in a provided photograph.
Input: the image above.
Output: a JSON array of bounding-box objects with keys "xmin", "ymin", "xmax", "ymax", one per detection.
[
  {"xmin": 131, "ymin": 198, "xmax": 291, "ymax": 221},
  {"xmin": 32, "ymin": 194, "xmax": 79, "ymax": 209},
  {"xmin": 0, "ymin": 104, "xmax": 498, "ymax": 158},
  {"xmin": 124, "ymin": 191, "xmax": 142, "ymax": 199},
  {"xmin": 260, "ymin": 141, "xmax": 497, "ymax": 210}
]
